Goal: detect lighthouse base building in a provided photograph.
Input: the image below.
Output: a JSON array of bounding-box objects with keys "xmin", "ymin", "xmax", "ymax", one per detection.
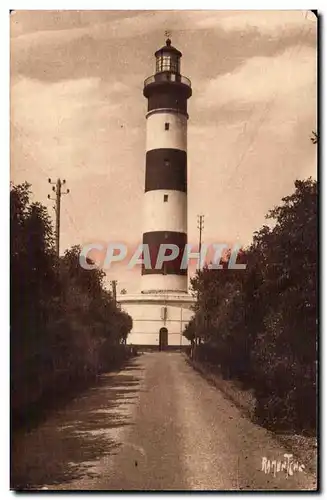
[
  {"xmin": 119, "ymin": 38, "xmax": 195, "ymax": 348},
  {"xmin": 118, "ymin": 293, "xmax": 194, "ymax": 348}
]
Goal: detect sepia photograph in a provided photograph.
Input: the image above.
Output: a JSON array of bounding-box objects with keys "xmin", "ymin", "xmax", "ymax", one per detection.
[{"xmin": 10, "ymin": 9, "xmax": 318, "ymax": 491}]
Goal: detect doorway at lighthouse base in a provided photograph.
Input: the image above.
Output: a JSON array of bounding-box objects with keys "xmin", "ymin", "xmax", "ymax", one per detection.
[{"xmin": 118, "ymin": 293, "xmax": 195, "ymax": 347}]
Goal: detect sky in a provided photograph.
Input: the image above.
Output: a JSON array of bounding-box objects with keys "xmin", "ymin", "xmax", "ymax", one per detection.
[{"xmin": 10, "ymin": 10, "xmax": 317, "ymax": 293}]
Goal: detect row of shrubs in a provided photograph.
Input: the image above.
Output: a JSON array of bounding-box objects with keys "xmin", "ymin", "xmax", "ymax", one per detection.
[
  {"xmin": 184, "ymin": 179, "xmax": 317, "ymax": 434},
  {"xmin": 11, "ymin": 183, "xmax": 134, "ymax": 427}
]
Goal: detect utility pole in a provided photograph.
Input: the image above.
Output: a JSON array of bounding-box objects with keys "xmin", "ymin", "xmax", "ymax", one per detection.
[
  {"xmin": 48, "ymin": 178, "xmax": 70, "ymax": 257},
  {"xmin": 197, "ymin": 214, "xmax": 204, "ymax": 268},
  {"xmin": 193, "ymin": 215, "xmax": 204, "ymax": 356},
  {"xmin": 110, "ymin": 280, "xmax": 117, "ymax": 305}
]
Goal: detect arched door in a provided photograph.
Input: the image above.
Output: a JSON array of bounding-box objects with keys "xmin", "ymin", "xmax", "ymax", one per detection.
[{"xmin": 159, "ymin": 327, "xmax": 168, "ymax": 351}]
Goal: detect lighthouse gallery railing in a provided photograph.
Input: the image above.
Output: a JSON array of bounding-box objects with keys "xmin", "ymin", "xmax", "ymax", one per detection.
[{"xmin": 144, "ymin": 73, "xmax": 191, "ymax": 88}]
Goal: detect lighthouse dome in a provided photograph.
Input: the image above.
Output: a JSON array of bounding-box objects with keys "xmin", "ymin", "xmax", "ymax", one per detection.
[{"xmin": 154, "ymin": 38, "xmax": 182, "ymax": 58}]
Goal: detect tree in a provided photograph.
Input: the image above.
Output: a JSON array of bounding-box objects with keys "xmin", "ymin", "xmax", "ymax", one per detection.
[
  {"xmin": 251, "ymin": 178, "xmax": 317, "ymax": 430},
  {"xmin": 185, "ymin": 178, "xmax": 317, "ymax": 432},
  {"xmin": 11, "ymin": 183, "xmax": 59, "ymax": 413},
  {"xmin": 11, "ymin": 183, "xmax": 133, "ymax": 423},
  {"xmin": 311, "ymin": 131, "xmax": 318, "ymax": 144}
]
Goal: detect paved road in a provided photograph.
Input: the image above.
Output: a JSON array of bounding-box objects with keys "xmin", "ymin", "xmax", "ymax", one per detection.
[{"xmin": 11, "ymin": 352, "xmax": 317, "ymax": 491}]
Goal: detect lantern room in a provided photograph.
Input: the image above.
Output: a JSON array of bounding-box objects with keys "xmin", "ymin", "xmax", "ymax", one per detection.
[{"xmin": 155, "ymin": 38, "xmax": 182, "ymax": 74}]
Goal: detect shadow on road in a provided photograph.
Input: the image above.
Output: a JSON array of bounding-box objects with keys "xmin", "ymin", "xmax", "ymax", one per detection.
[{"xmin": 11, "ymin": 359, "xmax": 142, "ymax": 490}]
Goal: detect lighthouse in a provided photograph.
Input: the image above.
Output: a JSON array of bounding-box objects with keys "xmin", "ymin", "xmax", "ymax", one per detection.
[
  {"xmin": 119, "ymin": 38, "xmax": 195, "ymax": 348},
  {"xmin": 142, "ymin": 38, "xmax": 192, "ymax": 294}
]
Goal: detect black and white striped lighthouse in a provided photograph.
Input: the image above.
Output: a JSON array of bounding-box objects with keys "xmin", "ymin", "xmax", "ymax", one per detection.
[
  {"xmin": 119, "ymin": 38, "xmax": 195, "ymax": 346},
  {"xmin": 142, "ymin": 38, "xmax": 192, "ymax": 294}
]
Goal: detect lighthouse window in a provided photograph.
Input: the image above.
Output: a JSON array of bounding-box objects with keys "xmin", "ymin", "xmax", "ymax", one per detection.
[
  {"xmin": 162, "ymin": 56, "xmax": 171, "ymax": 71},
  {"xmin": 164, "ymin": 159, "xmax": 170, "ymax": 167},
  {"xmin": 164, "ymin": 194, "xmax": 168, "ymax": 202},
  {"xmin": 156, "ymin": 57, "xmax": 162, "ymax": 72},
  {"xmin": 165, "ymin": 122, "xmax": 170, "ymax": 131}
]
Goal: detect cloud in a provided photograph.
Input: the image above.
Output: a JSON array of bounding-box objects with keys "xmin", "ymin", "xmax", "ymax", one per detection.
[
  {"xmin": 11, "ymin": 74, "xmax": 145, "ymax": 256},
  {"xmin": 11, "ymin": 10, "xmax": 316, "ymax": 87},
  {"xmin": 197, "ymin": 45, "xmax": 316, "ymax": 110},
  {"xmin": 11, "ymin": 75, "xmax": 143, "ymax": 184},
  {"xmin": 10, "ymin": 11, "xmax": 169, "ymax": 84},
  {"xmin": 12, "ymin": 76, "xmax": 102, "ymax": 115},
  {"xmin": 194, "ymin": 10, "xmax": 314, "ymax": 35},
  {"xmin": 11, "ymin": 11, "xmax": 166, "ymax": 46}
]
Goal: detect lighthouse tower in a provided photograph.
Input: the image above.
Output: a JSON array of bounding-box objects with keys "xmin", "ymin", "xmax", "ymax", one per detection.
[
  {"xmin": 119, "ymin": 38, "xmax": 195, "ymax": 348},
  {"xmin": 142, "ymin": 38, "xmax": 192, "ymax": 294}
]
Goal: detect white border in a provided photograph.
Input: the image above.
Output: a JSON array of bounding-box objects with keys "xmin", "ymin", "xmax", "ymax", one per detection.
[{"xmin": 3, "ymin": 3, "xmax": 323, "ymax": 498}]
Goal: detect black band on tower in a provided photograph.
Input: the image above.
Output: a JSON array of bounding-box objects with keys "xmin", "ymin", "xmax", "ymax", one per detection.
[
  {"xmin": 147, "ymin": 91, "xmax": 188, "ymax": 114},
  {"xmin": 145, "ymin": 149, "xmax": 187, "ymax": 193},
  {"xmin": 142, "ymin": 231, "xmax": 187, "ymax": 276},
  {"xmin": 144, "ymin": 75, "xmax": 191, "ymax": 114}
]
